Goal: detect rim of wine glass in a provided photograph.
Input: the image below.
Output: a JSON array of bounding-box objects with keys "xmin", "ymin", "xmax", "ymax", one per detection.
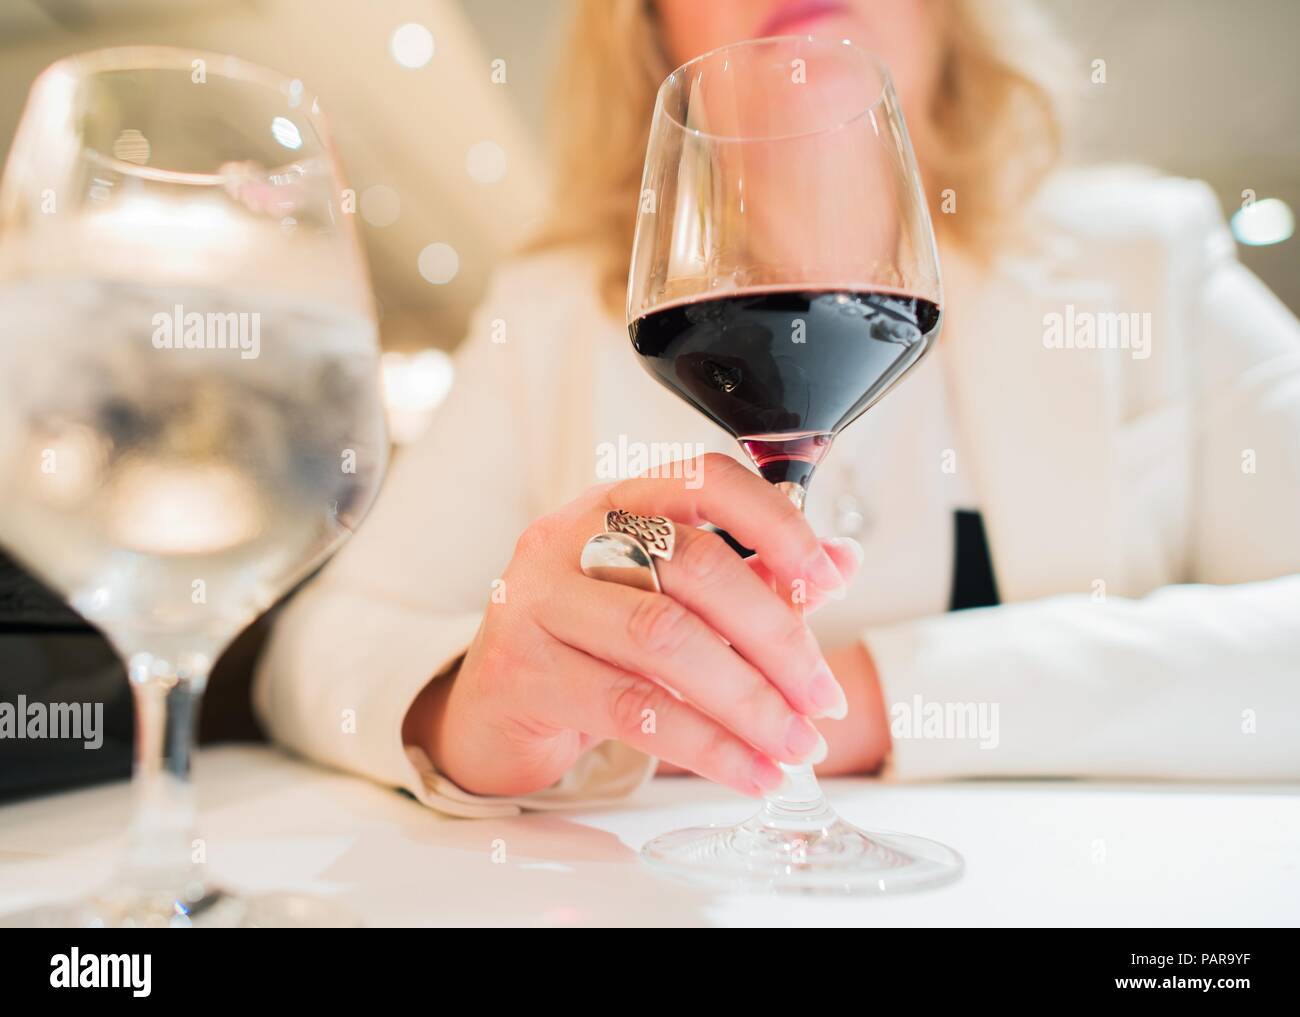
[
  {"xmin": 31, "ymin": 45, "xmax": 329, "ymax": 186},
  {"xmin": 656, "ymin": 34, "xmax": 894, "ymax": 144}
]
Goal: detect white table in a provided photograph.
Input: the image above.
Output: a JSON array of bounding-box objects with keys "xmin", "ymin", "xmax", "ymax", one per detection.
[{"xmin": 1, "ymin": 746, "xmax": 1296, "ymax": 926}]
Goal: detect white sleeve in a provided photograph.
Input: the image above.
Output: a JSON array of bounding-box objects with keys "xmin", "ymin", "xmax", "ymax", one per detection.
[
  {"xmin": 869, "ymin": 192, "xmax": 1300, "ymax": 781},
  {"xmin": 868, "ymin": 576, "xmax": 1300, "ymax": 780},
  {"xmin": 252, "ymin": 259, "xmax": 655, "ymax": 814}
]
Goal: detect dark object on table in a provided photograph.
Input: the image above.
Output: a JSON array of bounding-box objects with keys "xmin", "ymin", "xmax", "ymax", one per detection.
[{"xmin": 0, "ymin": 550, "xmax": 270, "ymax": 803}]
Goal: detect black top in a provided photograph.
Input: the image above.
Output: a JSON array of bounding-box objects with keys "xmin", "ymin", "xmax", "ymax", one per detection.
[{"xmin": 949, "ymin": 509, "xmax": 1001, "ymax": 611}]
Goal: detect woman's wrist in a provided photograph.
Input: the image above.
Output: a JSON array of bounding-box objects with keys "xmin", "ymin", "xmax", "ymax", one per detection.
[{"xmin": 401, "ymin": 658, "xmax": 463, "ymax": 778}]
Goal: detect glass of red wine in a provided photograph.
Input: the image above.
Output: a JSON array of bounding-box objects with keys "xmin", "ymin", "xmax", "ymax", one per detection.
[{"xmin": 627, "ymin": 36, "xmax": 961, "ymax": 893}]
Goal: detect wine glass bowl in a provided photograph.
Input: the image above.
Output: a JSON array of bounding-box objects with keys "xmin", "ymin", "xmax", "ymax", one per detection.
[{"xmin": 627, "ymin": 37, "xmax": 961, "ymax": 894}]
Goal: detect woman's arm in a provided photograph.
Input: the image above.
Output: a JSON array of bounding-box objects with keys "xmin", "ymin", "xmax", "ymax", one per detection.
[
  {"xmin": 848, "ymin": 223, "xmax": 1300, "ymax": 781},
  {"xmin": 253, "ymin": 255, "xmax": 658, "ymax": 816},
  {"xmin": 254, "ymin": 253, "xmax": 860, "ymax": 812},
  {"xmin": 251, "ymin": 262, "xmax": 542, "ymax": 813},
  {"xmin": 864, "ymin": 575, "xmax": 1300, "ymax": 780}
]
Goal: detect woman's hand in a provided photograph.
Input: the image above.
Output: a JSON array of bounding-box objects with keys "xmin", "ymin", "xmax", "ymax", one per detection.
[
  {"xmin": 810, "ymin": 640, "xmax": 891, "ymax": 775},
  {"xmin": 402, "ymin": 454, "xmax": 862, "ymax": 799},
  {"xmin": 655, "ymin": 640, "xmax": 892, "ymax": 778}
]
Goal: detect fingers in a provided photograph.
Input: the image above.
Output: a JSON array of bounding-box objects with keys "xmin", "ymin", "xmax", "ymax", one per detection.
[
  {"xmin": 525, "ymin": 641, "xmax": 788, "ymax": 798},
  {"xmin": 606, "ymin": 453, "xmax": 845, "ymax": 601},
  {"xmin": 818, "ymin": 536, "xmax": 865, "ymax": 589},
  {"xmin": 747, "ymin": 536, "xmax": 864, "ymax": 616},
  {"xmin": 655, "ymin": 525, "xmax": 848, "ymax": 719},
  {"xmin": 538, "ymin": 572, "xmax": 829, "ymax": 766}
]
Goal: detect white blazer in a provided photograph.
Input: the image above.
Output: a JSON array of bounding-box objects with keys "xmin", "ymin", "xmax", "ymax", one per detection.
[{"xmin": 253, "ymin": 168, "xmax": 1300, "ymax": 817}]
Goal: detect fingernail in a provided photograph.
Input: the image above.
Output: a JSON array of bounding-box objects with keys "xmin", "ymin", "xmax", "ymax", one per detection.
[
  {"xmin": 784, "ymin": 715, "xmax": 824, "ymax": 762},
  {"xmin": 809, "ymin": 661, "xmax": 849, "ymax": 720},
  {"xmin": 825, "ymin": 536, "xmax": 864, "ymax": 573},
  {"xmin": 750, "ymin": 752, "xmax": 786, "ymax": 795},
  {"xmin": 806, "ymin": 548, "xmax": 844, "ymax": 593}
]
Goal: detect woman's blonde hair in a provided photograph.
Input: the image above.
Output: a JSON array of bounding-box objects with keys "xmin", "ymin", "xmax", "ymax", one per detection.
[{"xmin": 526, "ymin": 0, "xmax": 1068, "ymax": 315}]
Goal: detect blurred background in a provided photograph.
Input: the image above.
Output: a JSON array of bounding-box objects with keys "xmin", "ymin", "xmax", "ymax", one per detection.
[{"xmin": 1, "ymin": 0, "xmax": 1295, "ymax": 421}]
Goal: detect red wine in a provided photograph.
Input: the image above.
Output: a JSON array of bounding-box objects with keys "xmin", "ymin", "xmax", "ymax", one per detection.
[{"xmin": 630, "ymin": 289, "xmax": 941, "ymax": 486}]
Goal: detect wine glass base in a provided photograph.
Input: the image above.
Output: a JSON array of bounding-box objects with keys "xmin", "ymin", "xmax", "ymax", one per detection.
[
  {"xmin": 0, "ymin": 887, "xmax": 359, "ymax": 928},
  {"xmin": 641, "ymin": 813, "xmax": 962, "ymax": 896}
]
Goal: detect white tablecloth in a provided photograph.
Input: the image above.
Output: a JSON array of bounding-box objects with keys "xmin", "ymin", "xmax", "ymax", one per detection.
[{"xmin": 1, "ymin": 746, "xmax": 1296, "ymax": 926}]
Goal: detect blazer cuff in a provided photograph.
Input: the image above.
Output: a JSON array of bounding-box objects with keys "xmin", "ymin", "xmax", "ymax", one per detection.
[
  {"xmin": 254, "ymin": 589, "xmax": 655, "ymax": 817},
  {"xmin": 403, "ymin": 742, "xmax": 657, "ymax": 819}
]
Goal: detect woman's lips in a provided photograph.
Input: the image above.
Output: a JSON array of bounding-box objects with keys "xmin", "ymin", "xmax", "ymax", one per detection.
[{"xmin": 757, "ymin": 0, "xmax": 852, "ymax": 37}]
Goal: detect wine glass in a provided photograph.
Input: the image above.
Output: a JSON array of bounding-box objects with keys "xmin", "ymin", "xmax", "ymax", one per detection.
[
  {"xmin": 627, "ymin": 36, "xmax": 962, "ymax": 893},
  {"xmin": 0, "ymin": 48, "xmax": 387, "ymax": 925}
]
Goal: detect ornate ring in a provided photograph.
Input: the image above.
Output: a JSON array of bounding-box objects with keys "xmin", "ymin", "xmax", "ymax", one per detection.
[
  {"xmin": 580, "ymin": 532, "xmax": 662, "ymax": 593},
  {"xmin": 604, "ymin": 510, "xmax": 675, "ymax": 561},
  {"xmin": 579, "ymin": 510, "xmax": 678, "ymax": 593}
]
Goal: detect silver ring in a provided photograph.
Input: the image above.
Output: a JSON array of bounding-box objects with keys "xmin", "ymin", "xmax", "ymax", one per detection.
[
  {"xmin": 579, "ymin": 511, "xmax": 677, "ymax": 593},
  {"xmin": 580, "ymin": 532, "xmax": 662, "ymax": 593}
]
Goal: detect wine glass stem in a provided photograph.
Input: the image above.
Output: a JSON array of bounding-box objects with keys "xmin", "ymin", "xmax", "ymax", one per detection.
[
  {"xmin": 124, "ymin": 650, "xmax": 208, "ymax": 896},
  {"xmin": 761, "ymin": 480, "xmax": 837, "ymax": 831}
]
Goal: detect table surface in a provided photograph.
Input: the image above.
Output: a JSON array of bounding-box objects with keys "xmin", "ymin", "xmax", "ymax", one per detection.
[{"xmin": 1, "ymin": 745, "xmax": 1296, "ymax": 926}]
